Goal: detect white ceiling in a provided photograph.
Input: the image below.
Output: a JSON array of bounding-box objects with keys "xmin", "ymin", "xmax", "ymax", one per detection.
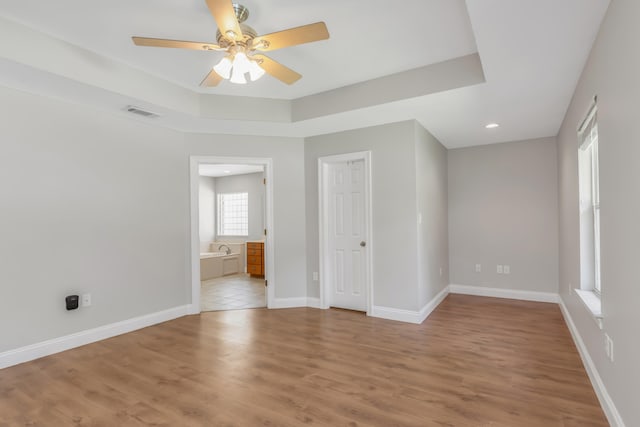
[
  {"xmin": 0, "ymin": 0, "xmax": 610, "ymax": 148},
  {"xmin": 0, "ymin": 0, "xmax": 478, "ymax": 99},
  {"xmin": 199, "ymin": 164, "xmax": 263, "ymax": 177}
]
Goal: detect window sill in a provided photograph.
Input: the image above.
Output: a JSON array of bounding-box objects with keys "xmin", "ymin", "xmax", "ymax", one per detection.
[{"xmin": 574, "ymin": 289, "xmax": 603, "ymax": 329}]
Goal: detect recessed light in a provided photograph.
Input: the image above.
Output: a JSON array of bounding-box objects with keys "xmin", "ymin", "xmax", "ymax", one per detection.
[
  {"xmin": 485, "ymin": 123, "xmax": 500, "ymax": 129},
  {"xmin": 224, "ymin": 170, "xmax": 231, "ymax": 174}
]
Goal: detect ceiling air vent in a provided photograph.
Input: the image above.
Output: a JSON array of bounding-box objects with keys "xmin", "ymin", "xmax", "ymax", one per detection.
[{"xmin": 125, "ymin": 105, "xmax": 160, "ymax": 118}]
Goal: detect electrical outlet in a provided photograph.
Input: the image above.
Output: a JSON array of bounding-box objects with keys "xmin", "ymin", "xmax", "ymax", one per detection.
[
  {"xmin": 312, "ymin": 272, "xmax": 319, "ymax": 281},
  {"xmin": 81, "ymin": 293, "xmax": 92, "ymax": 307},
  {"xmin": 503, "ymin": 265, "xmax": 510, "ymax": 274},
  {"xmin": 497, "ymin": 265, "xmax": 503, "ymax": 274},
  {"xmin": 475, "ymin": 264, "xmax": 481, "ymax": 273},
  {"xmin": 439, "ymin": 267, "xmax": 443, "ymax": 277}
]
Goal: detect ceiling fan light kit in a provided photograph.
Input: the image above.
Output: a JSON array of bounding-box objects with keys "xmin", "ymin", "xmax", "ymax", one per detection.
[
  {"xmin": 213, "ymin": 46, "xmax": 265, "ymax": 84},
  {"xmin": 131, "ymin": 0, "xmax": 329, "ymax": 87}
]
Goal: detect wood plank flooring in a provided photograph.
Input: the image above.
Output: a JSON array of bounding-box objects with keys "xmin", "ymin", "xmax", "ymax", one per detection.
[{"xmin": 0, "ymin": 295, "xmax": 608, "ymax": 426}]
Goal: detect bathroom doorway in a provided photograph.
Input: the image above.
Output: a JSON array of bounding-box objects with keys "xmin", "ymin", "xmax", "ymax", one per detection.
[{"xmin": 189, "ymin": 156, "xmax": 274, "ymax": 313}]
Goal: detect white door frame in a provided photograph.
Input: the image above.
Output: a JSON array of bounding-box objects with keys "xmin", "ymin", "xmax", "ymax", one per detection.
[
  {"xmin": 318, "ymin": 151, "xmax": 373, "ymax": 315},
  {"xmin": 189, "ymin": 155, "xmax": 275, "ymax": 314}
]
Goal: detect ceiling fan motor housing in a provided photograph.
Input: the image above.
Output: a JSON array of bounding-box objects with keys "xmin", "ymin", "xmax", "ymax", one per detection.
[
  {"xmin": 216, "ymin": 5, "xmax": 257, "ymax": 47},
  {"xmin": 216, "ymin": 23, "xmax": 257, "ymax": 47},
  {"xmin": 232, "ymin": 4, "xmax": 249, "ymax": 23}
]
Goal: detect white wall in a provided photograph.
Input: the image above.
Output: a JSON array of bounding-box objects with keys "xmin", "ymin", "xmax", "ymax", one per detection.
[
  {"xmin": 198, "ymin": 176, "xmax": 215, "ymax": 247},
  {"xmin": 414, "ymin": 123, "xmax": 449, "ymax": 307},
  {"xmin": 448, "ymin": 138, "xmax": 559, "ymax": 293},
  {"xmin": 0, "ymin": 85, "xmax": 307, "ymax": 354},
  {"xmin": 557, "ymin": 0, "xmax": 640, "ymax": 424},
  {"xmin": 214, "ymin": 172, "xmax": 264, "ymax": 242}
]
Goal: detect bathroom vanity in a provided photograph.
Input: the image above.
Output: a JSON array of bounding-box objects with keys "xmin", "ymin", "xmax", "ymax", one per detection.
[{"xmin": 246, "ymin": 241, "xmax": 264, "ymax": 277}]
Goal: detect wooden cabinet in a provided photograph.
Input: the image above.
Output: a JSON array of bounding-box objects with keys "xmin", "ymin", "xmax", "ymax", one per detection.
[{"xmin": 246, "ymin": 241, "xmax": 264, "ymax": 277}]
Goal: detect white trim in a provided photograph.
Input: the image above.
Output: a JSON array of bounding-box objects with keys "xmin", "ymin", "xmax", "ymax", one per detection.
[
  {"xmin": 578, "ymin": 95, "xmax": 598, "ymax": 134},
  {"xmin": 417, "ymin": 286, "xmax": 450, "ymax": 323},
  {"xmin": 371, "ymin": 286, "xmax": 449, "ymax": 324},
  {"xmin": 449, "ymin": 284, "xmax": 559, "ymax": 303},
  {"xmin": 559, "ymin": 299, "xmax": 626, "ymax": 427},
  {"xmin": 270, "ymin": 297, "xmax": 308, "ymax": 309},
  {"xmin": 574, "ymin": 288, "xmax": 604, "ymax": 329},
  {"xmin": 190, "ymin": 156, "xmax": 275, "ymax": 313},
  {"xmin": 258, "ymin": 297, "xmax": 321, "ymax": 309},
  {"xmin": 318, "ymin": 151, "xmax": 373, "ymax": 315},
  {"xmin": 0, "ymin": 305, "xmax": 189, "ymax": 370},
  {"xmin": 371, "ymin": 306, "xmax": 425, "ymax": 324},
  {"xmin": 306, "ymin": 297, "xmax": 321, "ymax": 309}
]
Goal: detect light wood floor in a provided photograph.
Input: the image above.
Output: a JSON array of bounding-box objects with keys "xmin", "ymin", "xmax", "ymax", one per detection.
[{"xmin": 0, "ymin": 295, "xmax": 607, "ymax": 426}]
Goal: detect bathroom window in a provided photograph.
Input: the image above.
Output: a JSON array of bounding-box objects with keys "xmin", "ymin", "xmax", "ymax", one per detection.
[{"xmin": 217, "ymin": 192, "xmax": 249, "ymax": 236}]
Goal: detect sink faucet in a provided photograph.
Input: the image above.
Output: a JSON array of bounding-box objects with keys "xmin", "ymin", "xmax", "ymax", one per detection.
[{"xmin": 218, "ymin": 244, "xmax": 231, "ymax": 254}]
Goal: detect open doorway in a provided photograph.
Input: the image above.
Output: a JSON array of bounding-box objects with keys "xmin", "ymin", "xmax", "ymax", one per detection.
[{"xmin": 189, "ymin": 156, "xmax": 274, "ymax": 314}]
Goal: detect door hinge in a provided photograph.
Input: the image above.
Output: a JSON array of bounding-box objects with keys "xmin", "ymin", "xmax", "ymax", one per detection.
[
  {"xmin": 264, "ymin": 280, "xmax": 268, "ymax": 287},
  {"xmin": 264, "ymin": 228, "xmax": 267, "ymax": 235},
  {"xmin": 263, "ymin": 178, "xmax": 266, "ymax": 185}
]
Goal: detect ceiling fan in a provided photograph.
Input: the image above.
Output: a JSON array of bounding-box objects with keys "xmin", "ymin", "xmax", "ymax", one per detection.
[{"xmin": 132, "ymin": 0, "xmax": 329, "ymax": 87}]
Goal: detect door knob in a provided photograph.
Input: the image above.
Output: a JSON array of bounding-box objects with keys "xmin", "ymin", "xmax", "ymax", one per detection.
[{"xmin": 360, "ymin": 241, "xmax": 366, "ymax": 247}]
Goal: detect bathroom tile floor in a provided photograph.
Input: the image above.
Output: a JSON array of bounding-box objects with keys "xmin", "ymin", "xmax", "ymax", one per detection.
[{"xmin": 201, "ymin": 273, "xmax": 266, "ymax": 312}]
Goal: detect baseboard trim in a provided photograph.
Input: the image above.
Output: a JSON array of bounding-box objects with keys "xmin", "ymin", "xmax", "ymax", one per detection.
[
  {"xmin": 371, "ymin": 305, "xmax": 423, "ymax": 324},
  {"xmin": 0, "ymin": 305, "xmax": 190, "ymax": 370},
  {"xmin": 306, "ymin": 297, "xmax": 321, "ymax": 309},
  {"xmin": 559, "ymin": 299, "xmax": 625, "ymax": 427},
  {"xmin": 269, "ymin": 297, "xmax": 308, "ymax": 309},
  {"xmin": 449, "ymin": 284, "xmax": 559, "ymax": 303},
  {"xmin": 417, "ymin": 285, "xmax": 450, "ymax": 323},
  {"xmin": 187, "ymin": 303, "xmax": 200, "ymax": 315},
  {"xmin": 372, "ymin": 286, "xmax": 449, "ymax": 324}
]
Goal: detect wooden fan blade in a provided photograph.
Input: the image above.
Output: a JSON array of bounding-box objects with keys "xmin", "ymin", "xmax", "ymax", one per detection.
[
  {"xmin": 252, "ymin": 54, "xmax": 302, "ymax": 85},
  {"xmin": 251, "ymin": 22, "xmax": 329, "ymax": 52},
  {"xmin": 205, "ymin": 0, "xmax": 243, "ymax": 41},
  {"xmin": 200, "ymin": 69, "xmax": 224, "ymax": 87},
  {"xmin": 132, "ymin": 37, "xmax": 222, "ymax": 51}
]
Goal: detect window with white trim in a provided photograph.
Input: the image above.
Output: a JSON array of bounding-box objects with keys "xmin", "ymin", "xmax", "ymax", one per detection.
[
  {"xmin": 578, "ymin": 102, "xmax": 601, "ymax": 294},
  {"xmin": 217, "ymin": 192, "xmax": 249, "ymax": 236}
]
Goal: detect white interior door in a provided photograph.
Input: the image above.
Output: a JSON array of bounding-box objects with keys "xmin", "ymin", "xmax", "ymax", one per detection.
[{"xmin": 327, "ymin": 159, "xmax": 367, "ymax": 311}]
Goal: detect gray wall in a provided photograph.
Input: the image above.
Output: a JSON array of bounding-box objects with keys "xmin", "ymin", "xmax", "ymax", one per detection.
[
  {"xmin": 414, "ymin": 123, "xmax": 449, "ymax": 307},
  {"xmin": 0, "ymin": 86, "xmax": 187, "ymax": 352},
  {"xmin": 305, "ymin": 121, "xmax": 420, "ymax": 311},
  {"xmin": 448, "ymin": 138, "xmax": 559, "ymax": 293},
  {"xmin": 214, "ymin": 172, "xmax": 265, "ymax": 242},
  {"xmin": 557, "ymin": 0, "xmax": 640, "ymax": 424},
  {"xmin": 184, "ymin": 134, "xmax": 307, "ymax": 301},
  {"xmin": 0, "ymin": 85, "xmax": 307, "ymax": 353}
]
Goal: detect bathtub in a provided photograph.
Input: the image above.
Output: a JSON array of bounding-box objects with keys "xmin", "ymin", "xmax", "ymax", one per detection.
[
  {"xmin": 200, "ymin": 252, "xmax": 240, "ymax": 280},
  {"xmin": 200, "ymin": 251, "xmax": 227, "ymax": 258}
]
